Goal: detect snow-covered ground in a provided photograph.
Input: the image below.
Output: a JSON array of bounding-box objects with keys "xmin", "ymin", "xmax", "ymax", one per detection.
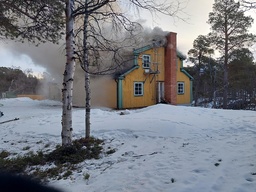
[{"xmin": 0, "ymin": 98, "xmax": 256, "ymax": 192}]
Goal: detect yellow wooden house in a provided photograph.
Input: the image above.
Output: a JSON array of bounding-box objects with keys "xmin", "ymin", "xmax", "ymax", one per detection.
[
  {"xmin": 72, "ymin": 32, "xmax": 193, "ymax": 109},
  {"xmin": 115, "ymin": 32, "xmax": 193, "ymax": 109}
]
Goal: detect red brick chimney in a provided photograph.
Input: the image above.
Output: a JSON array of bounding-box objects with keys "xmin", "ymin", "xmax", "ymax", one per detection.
[{"xmin": 164, "ymin": 32, "xmax": 177, "ymax": 105}]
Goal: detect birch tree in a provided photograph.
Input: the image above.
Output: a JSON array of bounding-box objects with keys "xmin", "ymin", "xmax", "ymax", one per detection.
[
  {"xmin": 72, "ymin": 0, "xmax": 184, "ymax": 139},
  {"xmin": 208, "ymin": 0, "xmax": 256, "ymax": 109},
  {"xmin": 61, "ymin": 0, "xmax": 76, "ymax": 146},
  {"xmin": 0, "ymin": 1, "xmax": 75, "ymax": 145}
]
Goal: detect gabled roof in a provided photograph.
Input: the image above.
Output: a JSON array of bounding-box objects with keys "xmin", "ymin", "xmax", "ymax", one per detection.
[
  {"xmin": 177, "ymin": 50, "xmax": 186, "ymax": 60},
  {"xmin": 133, "ymin": 45, "xmax": 153, "ymax": 55},
  {"xmin": 116, "ymin": 43, "xmax": 187, "ymax": 79},
  {"xmin": 117, "ymin": 65, "xmax": 139, "ymax": 80},
  {"xmin": 134, "ymin": 44, "xmax": 186, "ymax": 60},
  {"xmin": 181, "ymin": 68, "xmax": 194, "ymax": 80}
]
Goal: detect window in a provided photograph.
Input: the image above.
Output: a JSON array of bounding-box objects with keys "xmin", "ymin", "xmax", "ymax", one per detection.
[
  {"xmin": 134, "ymin": 82, "xmax": 144, "ymax": 96},
  {"xmin": 177, "ymin": 82, "xmax": 185, "ymax": 94},
  {"xmin": 142, "ymin": 55, "xmax": 151, "ymax": 68}
]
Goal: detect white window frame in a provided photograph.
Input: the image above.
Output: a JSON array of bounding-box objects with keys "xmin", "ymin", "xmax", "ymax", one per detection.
[
  {"xmin": 142, "ymin": 55, "xmax": 151, "ymax": 68},
  {"xmin": 177, "ymin": 82, "xmax": 185, "ymax": 95},
  {"xmin": 134, "ymin": 82, "xmax": 144, "ymax": 96}
]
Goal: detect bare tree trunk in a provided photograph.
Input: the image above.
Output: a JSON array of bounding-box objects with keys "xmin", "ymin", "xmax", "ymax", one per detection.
[
  {"xmin": 62, "ymin": 0, "xmax": 75, "ymax": 146},
  {"xmin": 223, "ymin": 13, "xmax": 229, "ymax": 109},
  {"xmin": 85, "ymin": 63, "xmax": 91, "ymax": 139},
  {"xmin": 223, "ymin": 40, "xmax": 229, "ymax": 108},
  {"xmin": 223, "ymin": 63, "xmax": 228, "ymax": 109},
  {"xmin": 194, "ymin": 74, "xmax": 200, "ymax": 106},
  {"xmin": 83, "ymin": 4, "xmax": 90, "ymax": 139},
  {"xmin": 194, "ymin": 54, "xmax": 203, "ymax": 106}
]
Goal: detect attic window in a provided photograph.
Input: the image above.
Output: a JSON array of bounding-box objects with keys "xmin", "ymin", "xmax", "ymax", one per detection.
[
  {"xmin": 177, "ymin": 82, "xmax": 185, "ymax": 94},
  {"xmin": 142, "ymin": 55, "xmax": 151, "ymax": 68},
  {"xmin": 134, "ymin": 82, "xmax": 144, "ymax": 96}
]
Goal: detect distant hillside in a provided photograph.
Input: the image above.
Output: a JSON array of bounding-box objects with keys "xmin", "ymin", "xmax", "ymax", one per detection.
[{"xmin": 0, "ymin": 67, "xmax": 41, "ymax": 97}]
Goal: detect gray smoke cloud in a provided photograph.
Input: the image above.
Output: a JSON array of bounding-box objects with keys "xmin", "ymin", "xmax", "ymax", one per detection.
[
  {"xmin": 1, "ymin": 25, "xmax": 172, "ymax": 106},
  {"xmin": 1, "ymin": 40, "xmax": 66, "ymax": 83}
]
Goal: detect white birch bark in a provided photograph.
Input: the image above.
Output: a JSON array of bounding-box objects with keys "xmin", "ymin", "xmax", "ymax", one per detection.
[
  {"xmin": 83, "ymin": 6, "xmax": 91, "ymax": 139},
  {"xmin": 62, "ymin": 0, "xmax": 75, "ymax": 145}
]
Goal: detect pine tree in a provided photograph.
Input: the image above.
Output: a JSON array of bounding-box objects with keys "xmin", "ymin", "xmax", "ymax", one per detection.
[
  {"xmin": 228, "ymin": 48, "xmax": 256, "ymax": 108},
  {"xmin": 0, "ymin": 0, "xmax": 64, "ymax": 43},
  {"xmin": 188, "ymin": 35, "xmax": 214, "ymax": 106},
  {"xmin": 208, "ymin": 0, "xmax": 256, "ymax": 108}
]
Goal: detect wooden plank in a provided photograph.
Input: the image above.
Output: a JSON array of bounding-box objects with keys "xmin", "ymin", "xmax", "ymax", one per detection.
[{"xmin": 0, "ymin": 118, "xmax": 20, "ymax": 124}]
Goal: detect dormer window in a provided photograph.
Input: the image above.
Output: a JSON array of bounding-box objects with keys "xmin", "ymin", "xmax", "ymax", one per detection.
[{"xmin": 142, "ymin": 55, "xmax": 151, "ymax": 68}]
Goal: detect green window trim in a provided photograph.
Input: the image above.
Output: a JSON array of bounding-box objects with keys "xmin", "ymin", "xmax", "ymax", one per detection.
[{"xmin": 117, "ymin": 79, "xmax": 123, "ymax": 109}]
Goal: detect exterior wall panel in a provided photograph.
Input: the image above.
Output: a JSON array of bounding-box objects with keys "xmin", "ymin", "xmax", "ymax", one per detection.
[
  {"xmin": 122, "ymin": 47, "xmax": 165, "ymax": 109},
  {"xmin": 177, "ymin": 59, "xmax": 192, "ymax": 104}
]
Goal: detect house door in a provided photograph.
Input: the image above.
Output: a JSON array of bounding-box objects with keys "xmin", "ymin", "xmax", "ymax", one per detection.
[{"xmin": 157, "ymin": 82, "xmax": 165, "ymax": 103}]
